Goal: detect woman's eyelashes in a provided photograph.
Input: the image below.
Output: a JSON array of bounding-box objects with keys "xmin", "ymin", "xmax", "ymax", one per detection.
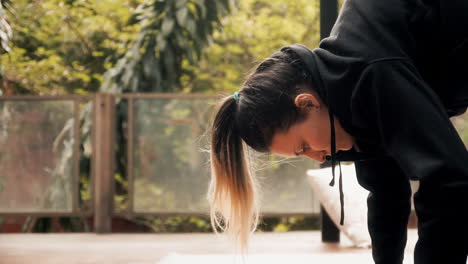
[{"xmin": 295, "ymin": 144, "xmax": 310, "ymax": 156}]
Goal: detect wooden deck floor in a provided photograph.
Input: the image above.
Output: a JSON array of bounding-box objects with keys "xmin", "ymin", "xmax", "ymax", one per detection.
[{"xmin": 0, "ymin": 229, "xmax": 418, "ymax": 264}]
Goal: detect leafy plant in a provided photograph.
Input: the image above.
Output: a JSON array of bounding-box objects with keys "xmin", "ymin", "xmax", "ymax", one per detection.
[
  {"xmin": 0, "ymin": 0, "xmax": 12, "ymax": 54},
  {"xmin": 101, "ymin": 0, "xmax": 236, "ymax": 93}
]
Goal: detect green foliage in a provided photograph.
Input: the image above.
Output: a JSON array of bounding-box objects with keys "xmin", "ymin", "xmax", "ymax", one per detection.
[
  {"xmin": 451, "ymin": 115, "xmax": 468, "ymax": 147},
  {"xmin": 0, "ymin": 0, "xmax": 341, "ymax": 95},
  {"xmin": 0, "ymin": 0, "xmax": 322, "ymax": 95},
  {"xmin": 28, "ymin": 217, "xmax": 86, "ymax": 232},
  {"xmin": 0, "ymin": 0, "xmax": 12, "ymax": 87},
  {"xmin": 187, "ymin": 0, "xmax": 321, "ymax": 93},
  {"xmin": 0, "ymin": 0, "xmax": 12, "ymax": 54},
  {"xmin": 1, "ymin": 0, "xmax": 141, "ymax": 95},
  {"xmin": 131, "ymin": 215, "xmax": 320, "ymax": 233},
  {"xmin": 144, "ymin": 216, "xmax": 214, "ymax": 232},
  {"xmin": 101, "ymin": 0, "xmax": 236, "ymax": 93}
]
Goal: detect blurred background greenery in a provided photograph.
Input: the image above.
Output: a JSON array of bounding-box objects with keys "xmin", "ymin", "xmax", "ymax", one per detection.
[{"xmin": 0, "ymin": 0, "xmax": 325, "ymax": 96}]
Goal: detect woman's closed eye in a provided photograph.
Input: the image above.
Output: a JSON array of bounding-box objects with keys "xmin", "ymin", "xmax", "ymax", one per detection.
[{"xmin": 295, "ymin": 144, "xmax": 310, "ymax": 156}]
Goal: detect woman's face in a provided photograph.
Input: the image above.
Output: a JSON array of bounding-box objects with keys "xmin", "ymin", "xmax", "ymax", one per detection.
[{"xmin": 269, "ymin": 92, "xmax": 354, "ymax": 163}]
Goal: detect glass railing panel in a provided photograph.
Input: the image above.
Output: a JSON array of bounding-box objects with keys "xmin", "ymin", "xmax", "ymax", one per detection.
[
  {"xmin": 0, "ymin": 100, "xmax": 75, "ymax": 212},
  {"xmin": 131, "ymin": 97, "xmax": 320, "ymax": 214}
]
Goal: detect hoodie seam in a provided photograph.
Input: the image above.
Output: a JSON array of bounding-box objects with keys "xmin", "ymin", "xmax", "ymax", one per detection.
[{"xmin": 367, "ymin": 57, "xmax": 411, "ymax": 66}]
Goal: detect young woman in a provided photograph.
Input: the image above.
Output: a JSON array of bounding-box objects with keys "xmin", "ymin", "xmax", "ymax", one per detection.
[{"xmin": 208, "ymin": 0, "xmax": 468, "ymax": 263}]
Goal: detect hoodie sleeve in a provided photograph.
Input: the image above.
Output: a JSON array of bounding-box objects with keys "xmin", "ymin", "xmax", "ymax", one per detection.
[{"xmin": 352, "ymin": 59, "xmax": 468, "ymax": 262}]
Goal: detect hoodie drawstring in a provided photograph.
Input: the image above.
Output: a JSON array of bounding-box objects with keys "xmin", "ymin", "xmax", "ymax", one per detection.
[{"xmin": 328, "ymin": 107, "xmax": 345, "ymax": 226}]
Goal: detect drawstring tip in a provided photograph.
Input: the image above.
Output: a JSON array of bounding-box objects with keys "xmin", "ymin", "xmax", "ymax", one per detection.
[
  {"xmin": 338, "ymin": 161, "xmax": 345, "ymax": 226},
  {"xmin": 329, "ymin": 161, "xmax": 336, "ymax": 187}
]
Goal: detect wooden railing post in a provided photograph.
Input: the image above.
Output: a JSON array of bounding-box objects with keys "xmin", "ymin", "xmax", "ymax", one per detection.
[
  {"xmin": 320, "ymin": 0, "xmax": 340, "ymax": 243},
  {"xmin": 319, "ymin": 160, "xmax": 340, "ymax": 243},
  {"xmin": 320, "ymin": 205, "xmax": 340, "ymax": 242},
  {"xmin": 320, "ymin": 0, "xmax": 338, "ymax": 40},
  {"xmin": 92, "ymin": 93, "xmax": 115, "ymax": 233}
]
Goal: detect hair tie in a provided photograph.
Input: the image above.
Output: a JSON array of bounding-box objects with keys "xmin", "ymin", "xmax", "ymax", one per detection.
[{"xmin": 233, "ymin": 92, "xmax": 240, "ymax": 103}]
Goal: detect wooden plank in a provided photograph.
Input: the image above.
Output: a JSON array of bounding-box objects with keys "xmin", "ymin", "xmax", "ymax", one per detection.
[
  {"xmin": 0, "ymin": 95, "xmax": 91, "ymax": 101},
  {"xmin": 127, "ymin": 98, "xmax": 134, "ymax": 215},
  {"xmin": 3, "ymin": 230, "xmax": 416, "ymax": 264},
  {"xmin": 115, "ymin": 93, "xmax": 220, "ymax": 99},
  {"xmin": 92, "ymin": 93, "xmax": 115, "ymax": 233},
  {"xmin": 72, "ymin": 100, "xmax": 80, "ymax": 213}
]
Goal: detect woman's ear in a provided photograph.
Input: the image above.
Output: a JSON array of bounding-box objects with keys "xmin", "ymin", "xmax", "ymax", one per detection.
[{"xmin": 294, "ymin": 93, "xmax": 321, "ymax": 110}]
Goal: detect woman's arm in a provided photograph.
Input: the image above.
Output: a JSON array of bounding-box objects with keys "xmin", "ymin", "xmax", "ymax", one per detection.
[
  {"xmin": 354, "ymin": 156, "xmax": 412, "ymax": 264},
  {"xmin": 352, "ymin": 59, "xmax": 468, "ymax": 263}
]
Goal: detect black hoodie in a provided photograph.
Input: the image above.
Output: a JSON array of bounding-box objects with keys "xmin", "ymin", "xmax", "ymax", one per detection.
[{"xmin": 280, "ymin": 0, "xmax": 468, "ymax": 251}]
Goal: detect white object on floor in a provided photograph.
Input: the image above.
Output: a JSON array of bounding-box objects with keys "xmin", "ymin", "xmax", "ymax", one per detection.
[
  {"xmin": 307, "ymin": 163, "xmax": 371, "ymax": 248},
  {"xmin": 158, "ymin": 252, "xmax": 414, "ymax": 264}
]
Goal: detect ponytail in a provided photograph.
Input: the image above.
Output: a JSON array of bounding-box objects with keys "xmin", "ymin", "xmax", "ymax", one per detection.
[
  {"xmin": 207, "ymin": 94, "xmax": 262, "ymax": 257},
  {"xmin": 207, "ymin": 47, "xmax": 313, "ymax": 258}
]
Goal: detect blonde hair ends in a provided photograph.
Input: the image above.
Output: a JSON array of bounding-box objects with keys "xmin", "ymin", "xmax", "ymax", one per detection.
[{"xmin": 207, "ymin": 97, "xmax": 262, "ymax": 259}]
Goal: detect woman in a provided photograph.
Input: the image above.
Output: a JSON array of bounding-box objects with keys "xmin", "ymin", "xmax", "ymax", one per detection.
[{"xmin": 207, "ymin": 0, "xmax": 468, "ymax": 263}]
